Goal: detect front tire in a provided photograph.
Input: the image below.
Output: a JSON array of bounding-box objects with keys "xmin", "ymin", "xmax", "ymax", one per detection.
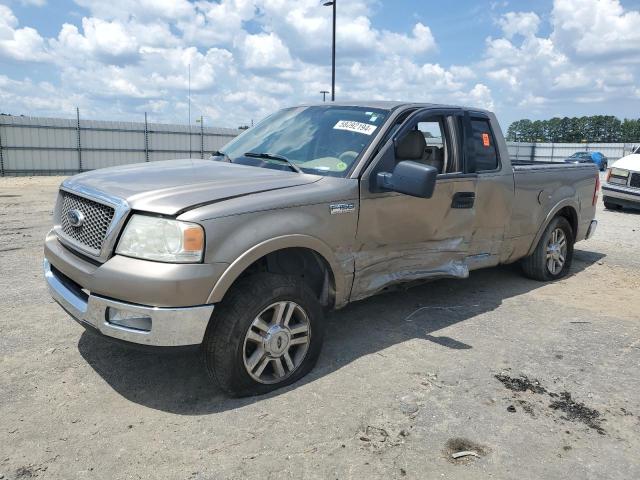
[
  {"xmin": 521, "ymin": 216, "xmax": 574, "ymax": 281},
  {"xmin": 203, "ymin": 273, "xmax": 324, "ymax": 397},
  {"xmin": 603, "ymin": 198, "xmax": 619, "ymax": 210}
]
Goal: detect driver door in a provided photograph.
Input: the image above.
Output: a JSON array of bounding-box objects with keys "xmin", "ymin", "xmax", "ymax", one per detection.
[{"xmin": 351, "ymin": 108, "xmax": 477, "ymax": 301}]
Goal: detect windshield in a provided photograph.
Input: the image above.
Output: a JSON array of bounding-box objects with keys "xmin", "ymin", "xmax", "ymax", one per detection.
[
  {"xmin": 218, "ymin": 106, "xmax": 389, "ymax": 176},
  {"xmin": 571, "ymin": 152, "xmax": 590, "ymax": 158}
]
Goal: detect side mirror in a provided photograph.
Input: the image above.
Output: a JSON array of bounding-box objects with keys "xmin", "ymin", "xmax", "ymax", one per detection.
[{"xmin": 376, "ymin": 161, "xmax": 437, "ymax": 198}]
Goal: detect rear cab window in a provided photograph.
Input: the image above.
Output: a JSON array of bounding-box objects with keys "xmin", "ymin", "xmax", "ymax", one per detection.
[{"xmin": 470, "ymin": 118, "xmax": 499, "ymax": 172}]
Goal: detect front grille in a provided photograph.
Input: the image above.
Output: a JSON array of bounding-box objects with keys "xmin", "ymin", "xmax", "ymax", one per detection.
[
  {"xmin": 630, "ymin": 173, "xmax": 640, "ymax": 189},
  {"xmin": 59, "ymin": 191, "xmax": 115, "ymax": 253},
  {"xmin": 608, "ymin": 175, "xmax": 628, "ymax": 186}
]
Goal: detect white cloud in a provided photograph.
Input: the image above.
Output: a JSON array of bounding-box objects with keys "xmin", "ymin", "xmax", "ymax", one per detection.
[
  {"xmin": 52, "ymin": 18, "xmax": 139, "ymax": 63},
  {"xmin": 482, "ymin": 0, "xmax": 640, "ymax": 117},
  {"xmin": 177, "ymin": 0, "xmax": 256, "ymax": 46},
  {"xmin": 465, "ymin": 83, "xmax": 495, "ymax": 111},
  {"xmin": 380, "ymin": 23, "xmax": 437, "ymax": 56},
  {"xmin": 0, "ymin": 5, "xmax": 49, "ymax": 61},
  {"xmin": 449, "ymin": 65, "xmax": 476, "ymax": 81},
  {"xmin": 487, "ymin": 68, "xmax": 519, "ymax": 88},
  {"xmin": 498, "ymin": 12, "xmax": 541, "ymax": 39},
  {"xmin": 552, "ymin": 0, "xmax": 640, "ymax": 58},
  {"xmin": 20, "ymin": 0, "xmax": 47, "ymax": 6},
  {"xmin": 72, "ymin": 0, "xmax": 194, "ymax": 21},
  {"xmin": 1, "ymin": 0, "xmax": 639, "ymax": 128},
  {"xmin": 242, "ymin": 32, "xmax": 293, "ymax": 70},
  {"xmin": 0, "ymin": 75, "xmax": 86, "ymax": 115}
]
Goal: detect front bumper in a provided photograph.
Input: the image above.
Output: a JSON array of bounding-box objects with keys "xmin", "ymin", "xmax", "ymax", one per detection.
[
  {"xmin": 602, "ymin": 184, "xmax": 640, "ymax": 204},
  {"xmin": 44, "ymin": 259, "xmax": 213, "ymax": 347}
]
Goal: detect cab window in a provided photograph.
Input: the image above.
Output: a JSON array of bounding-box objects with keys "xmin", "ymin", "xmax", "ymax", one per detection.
[
  {"xmin": 394, "ymin": 115, "xmax": 461, "ymax": 175},
  {"xmin": 470, "ymin": 119, "xmax": 499, "ymax": 172}
]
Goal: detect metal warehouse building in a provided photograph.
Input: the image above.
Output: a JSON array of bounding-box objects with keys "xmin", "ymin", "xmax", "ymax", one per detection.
[{"xmin": 0, "ymin": 114, "xmax": 240, "ymax": 176}]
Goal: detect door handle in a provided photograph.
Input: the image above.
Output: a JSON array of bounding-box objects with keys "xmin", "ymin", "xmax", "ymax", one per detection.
[{"xmin": 452, "ymin": 192, "xmax": 475, "ymax": 209}]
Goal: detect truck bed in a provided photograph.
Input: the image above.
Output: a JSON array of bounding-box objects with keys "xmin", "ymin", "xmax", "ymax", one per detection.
[{"xmin": 506, "ymin": 160, "xmax": 598, "ymax": 261}]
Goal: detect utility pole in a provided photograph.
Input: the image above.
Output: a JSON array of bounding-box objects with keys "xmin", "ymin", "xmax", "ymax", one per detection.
[
  {"xmin": 188, "ymin": 63, "xmax": 192, "ymax": 158},
  {"xmin": 0, "ymin": 120, "xmax": 4, "ymax": 177},
  {"xmin": 144, "ymin": 112, "xmax": 149, "ymax": 162},
  {"xmin": 320, "ymin": 90, "xmax": 329, "ymax": 102},
  {"xmin": 76, "ymin": 107, "xmax": 83, "ymax": 172},
  {"xmin": 323, "ymin": 1, "xmax": 336, "ymax": 101}
]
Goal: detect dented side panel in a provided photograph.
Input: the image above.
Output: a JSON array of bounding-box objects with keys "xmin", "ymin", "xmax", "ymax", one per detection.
[
  {"xmin": 352, "ymin": 178, "xmax": 476, "ymax": 301},
  {"xmin": 469, "ymin": 170, "xmax": 513, "ymax": 259}
]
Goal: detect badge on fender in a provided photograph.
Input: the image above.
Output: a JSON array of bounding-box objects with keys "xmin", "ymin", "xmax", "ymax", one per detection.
[{"xmin": 330, "ymin": 203, "xmax": 356, "ymax": 215}]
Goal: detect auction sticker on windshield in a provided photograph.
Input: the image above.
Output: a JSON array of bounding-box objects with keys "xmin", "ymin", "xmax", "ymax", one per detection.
[{"xmin": 333, "ymin": 120, "xmax": 378, "ymax": 135}]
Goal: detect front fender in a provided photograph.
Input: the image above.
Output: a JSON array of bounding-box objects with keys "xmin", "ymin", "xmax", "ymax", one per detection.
[{"xmin": 207, "ymin": 234, "xmax": 349, "ymax": 307}]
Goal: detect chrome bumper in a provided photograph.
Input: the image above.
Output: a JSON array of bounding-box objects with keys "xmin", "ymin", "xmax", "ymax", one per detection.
[
  {"xmin": 44, "ymin": 259, "xmax": 213, "ymax": 347},
  {"xmin": 602, "ymin": 184, "xmax": 640, "ymax": 203}
]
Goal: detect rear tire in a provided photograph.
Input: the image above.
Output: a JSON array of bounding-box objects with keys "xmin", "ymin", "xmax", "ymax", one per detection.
[
  {"xmin": 203, "ymin": 273, "xmax": 324, "ymax": 397},
  {"xmin": 521, "ymin": 216, "xmax": 574, "ymax": 281}
]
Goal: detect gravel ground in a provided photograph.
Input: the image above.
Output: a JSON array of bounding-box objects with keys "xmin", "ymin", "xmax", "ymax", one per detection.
[{"xmin": 1, "ymin": 175, "xmax": 639, "ymax": 480}]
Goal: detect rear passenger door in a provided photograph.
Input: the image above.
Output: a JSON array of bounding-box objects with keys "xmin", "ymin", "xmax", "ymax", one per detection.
[{"xmin": 465, "ymin": 113, "xmax": 513, "ymax": 268}]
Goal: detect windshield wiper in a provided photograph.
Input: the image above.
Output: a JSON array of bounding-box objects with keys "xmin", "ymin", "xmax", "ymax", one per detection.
[
  {"xmin": 211, "ymin": 150, "xmax": 233, "ymax": 163},
  {"xmin": 243, "ymin": 152, "xmax": 303, "ymax": 173}
]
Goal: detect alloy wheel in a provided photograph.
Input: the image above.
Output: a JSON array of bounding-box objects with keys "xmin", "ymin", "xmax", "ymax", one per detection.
[
  {"xmin": 546, "ymin": 228, "xmax": 567, "ymax": 275},
  {"xmin": 242, "ymin": 301, "xmax": 311, "ymax": 384}
]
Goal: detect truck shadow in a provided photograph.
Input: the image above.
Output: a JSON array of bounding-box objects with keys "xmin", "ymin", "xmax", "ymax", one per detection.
[{"xmin": 77, "ymin": 248, "xmax": 604, "ymax": 415}]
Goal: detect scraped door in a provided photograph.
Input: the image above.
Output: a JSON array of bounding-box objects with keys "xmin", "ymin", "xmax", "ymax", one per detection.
[{"xmin": 351, "ymin": 109, "xmax": 477, "ymax": 301}]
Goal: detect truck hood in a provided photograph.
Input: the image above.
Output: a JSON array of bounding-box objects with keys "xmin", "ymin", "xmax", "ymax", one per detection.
[
  {"xmin": 612, "ymin": 154, "xmax": 640, "ymax": 172},
  {"xmin": 63, "ymin": 159, "xmax": 321, "ymax": 215}
]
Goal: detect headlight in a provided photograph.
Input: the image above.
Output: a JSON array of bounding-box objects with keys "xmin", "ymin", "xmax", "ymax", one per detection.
[
  {"xmin": 116, "ymin": 214, "xmax": 204, "ymax": 263},
  {"xmin": 610, "ymin": 168, "xmax": 629, "ymax": 178}
]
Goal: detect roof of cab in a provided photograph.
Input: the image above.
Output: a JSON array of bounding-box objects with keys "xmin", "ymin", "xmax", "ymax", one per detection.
[{"xmin": 296, "ymin": 100, "xmax": 491, "ymax": 114}]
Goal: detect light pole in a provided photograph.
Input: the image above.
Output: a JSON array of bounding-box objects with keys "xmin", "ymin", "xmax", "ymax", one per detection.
[
  {"xmin": 320, "ymin": 90, "xmax": 329, "ymax": 102},
  {"xmin": 323, "ymin": 0, "xmax": 336, "ymax": 101}
]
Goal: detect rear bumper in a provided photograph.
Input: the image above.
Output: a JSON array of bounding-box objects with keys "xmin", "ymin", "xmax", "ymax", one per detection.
[
  {"xmin": 602, "ymin": 184, "xmax": 640, "ymax": 204},
  {"xmin": 44, "ymin": 259, "xmax": 213, "ymax": 347},
  {"xmin": 585, "ymin": 220, "xmax": 597, "ymax": 240}
]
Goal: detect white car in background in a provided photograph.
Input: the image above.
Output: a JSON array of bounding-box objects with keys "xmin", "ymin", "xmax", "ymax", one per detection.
[{"xmin": 603, "ymin": 145, "xmax": 640, "ymax": 210}]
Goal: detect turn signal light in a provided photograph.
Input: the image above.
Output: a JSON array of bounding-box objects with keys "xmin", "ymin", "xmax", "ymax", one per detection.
[{"xmin": 183, "ymin": 225, "xmax": 204, "ymax": 252}]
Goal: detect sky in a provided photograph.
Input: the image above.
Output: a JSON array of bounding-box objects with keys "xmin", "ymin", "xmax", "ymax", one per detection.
[{"xmin": 1, "ymin": 0, "xmax": 639, "ymax": 130}]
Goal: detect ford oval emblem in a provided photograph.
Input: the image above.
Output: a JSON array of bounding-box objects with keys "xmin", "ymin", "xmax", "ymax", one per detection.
[{"xmin": 67, "ymin": 209, "xmax": 85, "ymax": 227}]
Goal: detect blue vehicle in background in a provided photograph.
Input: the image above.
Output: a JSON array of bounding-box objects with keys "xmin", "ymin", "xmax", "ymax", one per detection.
[{"xmin": 564, "ymin": 151, "xmax": 609, "ymax": 171}]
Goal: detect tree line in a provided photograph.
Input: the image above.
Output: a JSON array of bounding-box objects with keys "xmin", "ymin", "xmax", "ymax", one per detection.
[{"xmin": 506, "ymin": 116, "xmax": 640, "ymax": 143}]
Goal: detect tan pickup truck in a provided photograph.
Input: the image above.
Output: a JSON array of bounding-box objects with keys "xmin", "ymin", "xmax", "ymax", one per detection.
[{"xmin": 44, "ymin": 102, "xmax": 599, "ymax": 396}]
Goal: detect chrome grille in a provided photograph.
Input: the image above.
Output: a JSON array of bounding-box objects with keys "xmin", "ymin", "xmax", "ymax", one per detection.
[{"xmin": 59, "ymin": 191, "xmax": 115, "ymax": 253}]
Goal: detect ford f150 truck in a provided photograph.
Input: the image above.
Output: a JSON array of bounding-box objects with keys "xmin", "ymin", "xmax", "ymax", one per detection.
[{"xmin": 44, "ymin": 102, "xmax": 599, "ymax": 396}]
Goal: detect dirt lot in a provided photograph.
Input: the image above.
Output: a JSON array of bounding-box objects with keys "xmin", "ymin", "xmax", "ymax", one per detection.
[{"xmin": 1, "ymin": 176, "xmax": 639, "ymax": 479}]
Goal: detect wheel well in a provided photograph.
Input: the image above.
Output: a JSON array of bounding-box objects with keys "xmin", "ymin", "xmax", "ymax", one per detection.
[
  {"xmin": 234, "ymin": 248, "xmax": 336, "ymax": 308},
  {"xmin": 556, "ymin": 206, "xmax": 578, "ymax": 239}
]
